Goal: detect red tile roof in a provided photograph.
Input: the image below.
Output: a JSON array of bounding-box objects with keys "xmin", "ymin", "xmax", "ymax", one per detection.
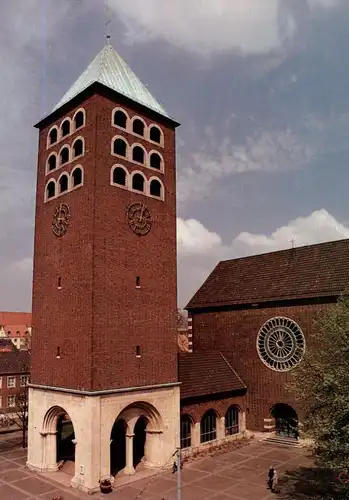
[
  {"xmin": 186, "ymin": 239, "xmax": 349, "ymax": 310},
  {"xmin": 0, "ymin": 312, "xmax": 31, "ymax": 338},
  {"xmin": 0, "ymin": 350, "xmax": 30, "ymax": 374},
  {"xmin": 179, "ymin": 351, "xmax": 246, "ymax": 399},
  {"xmin": 0, "ymin": 312, "xmax": 31, "ymax": 325}
]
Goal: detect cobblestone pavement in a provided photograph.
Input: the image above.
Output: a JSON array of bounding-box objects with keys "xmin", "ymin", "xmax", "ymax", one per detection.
[{"xmin": 0, "ymin": 438, "xmax": 315, "ymax": 500}]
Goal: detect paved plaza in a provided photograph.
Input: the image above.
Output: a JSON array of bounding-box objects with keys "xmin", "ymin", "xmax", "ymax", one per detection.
[{"xmin": 0, "ymin": 435, "xmax": 338, "ymax": 500}]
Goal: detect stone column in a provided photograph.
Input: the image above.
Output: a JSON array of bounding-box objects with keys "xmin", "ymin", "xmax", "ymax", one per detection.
[
  {"xmin": 40, "ymin": 431, "xmax": 58, "ymax": 471},
  {"xmin": 218, "ymin": 417, "xmax": 225, "ymax": 441},
  {"xmin": 124, "ymin": 433, "xmax": 135, "ymax": 475},
  {"xmin": 192, "ymin": 422, "xmax": 200, "ymax": 448},
  {"xmin": 144, "ymin": 430, "xmax": 163, "ymax": 468},
  {"xmin": 240, "ymin": 411, "xmax": 246, "ymax": 433}
]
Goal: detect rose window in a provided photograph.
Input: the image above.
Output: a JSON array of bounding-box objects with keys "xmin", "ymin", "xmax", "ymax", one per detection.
[{"xmin": 256, "ymin": 317, "xmax": 305, "ymax": 372}]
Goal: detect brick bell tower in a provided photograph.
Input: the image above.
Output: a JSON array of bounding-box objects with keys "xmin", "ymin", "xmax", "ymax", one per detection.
[{"xmin": 27, "ymin": 41, "xmax": 180, "ymax": 493}]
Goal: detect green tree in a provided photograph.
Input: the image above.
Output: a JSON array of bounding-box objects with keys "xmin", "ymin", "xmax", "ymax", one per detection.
[{"xmin": 289, "ymin": 293, "xmax": 349, "ymax": 474}]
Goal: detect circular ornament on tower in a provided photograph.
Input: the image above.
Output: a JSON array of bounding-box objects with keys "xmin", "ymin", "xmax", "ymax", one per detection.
[
  {"xmin": 52, "ymin": 203, "xmax": 71, "ymax": 237},
  {"xmin": 126, "ymin": 202, "xmax": 152, "ymax": 236},
  {"xmin": 256, "ymin": 316, "xmax": 305, "ymax": 372}
]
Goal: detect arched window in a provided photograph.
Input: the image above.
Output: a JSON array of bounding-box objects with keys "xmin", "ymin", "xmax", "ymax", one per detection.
[
  {"xmin": 150, "ymin": 179, "xmax": 162, "ymax": 198},
  {"xmin": 48, "ymin": 128, "xmax": 58, "ymax": 145},
  {"xmin": 61, "ymin": 120, "xmax": 70, "ymax": 137},
  {"xmin": 114, "ymin": 110, "xmax": 127, "ymax": 129},
  {"xmin": 74, "ymin": 111, "xmax": 84, "ymax": 129},
  {"xmin": 113, "ymin": 167, "xmax": 127, "ymax": 186},
  {"xmin": 73, "ymin": 139, "xmax": 83, "ymax": 158},
  {"xmin": 132, "ymin": 119, "xmax": 145, "ymax": 136},
  {"xmin": 132, "ymin": 146, "xmax": 144, "ymax": 164},
  {"xmin": 72, "ymin": 168, "xmax": 83, "ymax": 187},
  {"xmin": 200, "ymin": 410, "xmax": 217, "ymax": 443},
  {"xmin": 113, "ymin": 138, "xmax": 127, "ymax": 157},
  {"xmin": 60, "ymin": 147, "xmax": 69, "ymax": 165},
  {"xmin": 132, "ymin": 173, "xmax": 145, "ymax": 192},
  {"xmin": 59, "ymin": 175, "xmax": 69, "ymax": 193},
  {"xmin": 46, "ymin": 181, "xmax": 55, "ymax": 199},
  {"xmin": 47, "ymin": 154, "xmax": 57, "ymax": 171},
  {"xmin": 180, "ymin": 415, "xmax": 192, "ymax": 449},
  {"xmin": 149, "ymin": 126, "xmax": 161, "ymax": 144},
  {"xmin": 150, "ymin": 152, "xmax": 162, "ymax": 170},
  {"xmin": 225, "ymin": 406, "xmax": 239, "ymax": 436}
]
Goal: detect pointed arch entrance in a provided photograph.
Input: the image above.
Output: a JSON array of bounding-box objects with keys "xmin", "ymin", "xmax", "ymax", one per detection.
[
  {"xmin": 271, "ymin": 403, "xmax": 298, "ymax": 439},
  {"xmin": 109, "ymin": 402, "xmax": 163, "ymax": 477},
  {"xmin": 42, "ymin": 406, "xmax": 76, "ymax": 476}
]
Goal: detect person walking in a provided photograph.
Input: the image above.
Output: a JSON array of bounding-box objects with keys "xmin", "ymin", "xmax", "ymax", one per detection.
[
  {"xmin": 271, "ymin": 469, "xmax": 279, "ymax": 493},
  {"xmin": 267, "ymin": 466, "xmax": 275, "ymax": 490}
]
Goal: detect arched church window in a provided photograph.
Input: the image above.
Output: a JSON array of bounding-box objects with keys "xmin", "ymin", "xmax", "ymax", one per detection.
[
  {"xmin": 46, "ymin": 181, "xmax": 55, "ymax": 199},
  {"xmin": 149, "ymin": 125, "xmax": 162, "ymax": 144},
  {"xmin": 113, "ymin": 167, "xmax": 127, "ymax": 186},
  {"xmin": 132, "ymin": 173, "xmax": 145, "ymax": 192},
  {"xmin": 150, "ymin": 179, "xmax": 162, "ymax": 198},
  {"xmin": 113, "ymin": 138, "xmax": 127, "ymax": 157},
  {"xmin": 61, "ymin": 120, "xmax": 70, "ymax": 137},
  {"xmin": 59, "ymin": 175, "xmax": 69, "ymax": 193},
  {"xmin": 200, "ymin": 410, "xmax": 217, "ymax": 443},
  {"xmin": 150, "ymin": 152, "xmax": 162, "ymax": 170},
  {"xmin": 132, "ymin": 146, "xmax": 145, "ymax": 164},
  {"xmin": 180, "ymin": 415, "xmax": 192, "ymax": 449},
  {"xmin": 256, "ymin": 317, "xmax": 306, "ymax": 372},
  {"xmin": 73, "ymin": 139, "xmax": 84, "ymax": 158},
  {"xmin": 74, "ymin": 111, "xmax": 84, "ymax": 129},
  {"xmin": 114, "ymin": 110, "xmax": 127, "ymax": 129},
  {"xmin": 48, "ymin": 128, "xmax": 58, "ymax": 145},
  {"xmin": 132, "ymin": 119, "xmax": 145, "ymax": 136},
  {"xmin": 47, "ymin": 154, "xmax": 57, "ymax": 172},
  {"xmin": 225, "ymin": 406, "xmax": 239, "ymax": 435},
  {"xmin": 72, "ymin": 167, "xmax": 83, "ymax": 187},
  {"xmin": 60, "ymin": 147, "xmax": 69, "ymax": 165}
]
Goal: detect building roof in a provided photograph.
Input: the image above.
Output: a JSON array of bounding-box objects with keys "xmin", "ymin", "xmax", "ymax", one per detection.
[
  {"xmin": 0, "ymin": 312, "xmax": 31, "ymax": 338},
  {"xmin": 52, "ymin": 43, "xmax": 169, "ymax": 118},
  {"xmin": 186, "ymin": 238, "xmax": 349, "ymax": 310},
  {"xmin": 0, "ymin": 350, "xmax": 30, "ymax": 374},
  {"xmin": 179, "ymin": 351, "xmax": 246, "ymax": 399},
  {"xmin": 0, "ymin": 312, "xmax": 31, "ymax": 326}
]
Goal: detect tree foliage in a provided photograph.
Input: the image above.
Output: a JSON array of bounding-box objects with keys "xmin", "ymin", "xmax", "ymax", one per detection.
[
  {"xmin": 289, "ymin": 293, "xmax": 349, "ymax": 472},
  {"xmin": 177, "ymin": 309, "xmax": 187, "ymax": 329}
]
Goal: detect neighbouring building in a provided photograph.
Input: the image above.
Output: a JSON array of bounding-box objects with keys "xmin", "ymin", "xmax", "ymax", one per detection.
[
  {"xmin": 0, "ymin": 349, "xmax": 30, "ymax": 415},
  {"xmin": 0, "ymin": 312, "xmax": 32, "ymax": 350},
  {"xmin": 185, "ymin": 239, "xmax": 349, "ymax": 438}
]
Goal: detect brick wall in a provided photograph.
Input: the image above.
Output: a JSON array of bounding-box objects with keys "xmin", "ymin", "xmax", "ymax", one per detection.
[
  {"xmin": 32, "ymin": 90, "xmax": 178, "ymax": 391},
  {"xmin": 191, "ymin": 302, "xmax": 331, "ymax": 430},
  {"xmin": 181, "ymin": 394, "xmax": 246, "ymax": 424}
]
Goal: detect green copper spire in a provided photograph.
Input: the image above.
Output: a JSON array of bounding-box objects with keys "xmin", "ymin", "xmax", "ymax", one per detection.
[{"xmin": 52, "ymin": 43, "xmax": 169, "ymax": 118}]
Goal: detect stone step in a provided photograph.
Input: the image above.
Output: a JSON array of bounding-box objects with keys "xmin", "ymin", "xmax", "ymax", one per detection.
[{"xmin": 262, "ymin": 436, "xmax": 301, "ymax": 448}]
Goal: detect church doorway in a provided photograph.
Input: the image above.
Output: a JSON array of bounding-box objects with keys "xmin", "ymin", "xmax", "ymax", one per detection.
[
  {"xmin": 56, "ymin": 413, "xmax": 75, "ymax": 462},
  {"xmin": 271, "ymin": 403, "xmax": 298, "ymax": 439},
  {"xmin": 133, "ymin": 416, "xmax": 148, "ymax": 468},
  {"xmin": 110, "ymin": 419, "xmax": 127, "ymax": 476}
]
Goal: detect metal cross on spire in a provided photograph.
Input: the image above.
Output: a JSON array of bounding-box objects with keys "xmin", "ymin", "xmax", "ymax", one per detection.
[
  {"xmin": 290, "ymin": 238, "xmax": 296, "ymax": 249},
  {"xmin": 104, "ymin": 0, "xmax": 111, "ymax": 44}
]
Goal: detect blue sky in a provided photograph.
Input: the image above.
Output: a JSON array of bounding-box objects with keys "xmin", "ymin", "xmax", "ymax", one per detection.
[{"xmin": 1, "ymin": 0, "xmax": 349, "ymax": 311}]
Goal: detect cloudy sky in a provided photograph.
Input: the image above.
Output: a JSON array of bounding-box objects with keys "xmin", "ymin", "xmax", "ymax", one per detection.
[{"xmin": 2, "ymin": 0, "xmax": 349, "ymax": 311}]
